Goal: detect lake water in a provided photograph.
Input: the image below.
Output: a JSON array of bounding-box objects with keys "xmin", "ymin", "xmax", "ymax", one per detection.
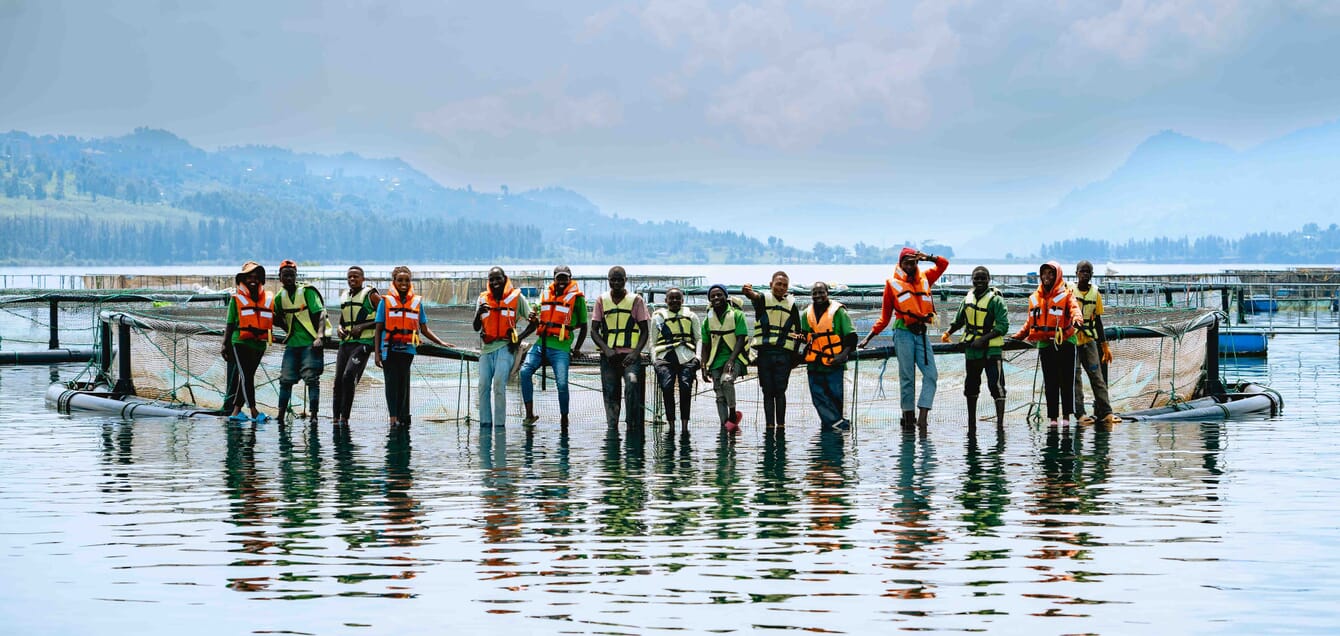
[
  {"xmin": 2, "ymin": 333, "xmax": 1338, "ymax": 633},
  {"xmin": 2, "ymin": 266, "xmax": 1340, "ymax": 634}
]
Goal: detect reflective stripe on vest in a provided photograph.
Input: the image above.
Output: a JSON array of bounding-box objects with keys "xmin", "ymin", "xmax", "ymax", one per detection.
[
  {"xmin": 707, "ymin": 307, "xmax": 750, "ymax": 368},
  {"xmin": 653, "ymin": 308, "xmax": 696, "ymax": 355},
  {"xmin": 276, "ymin": 284, "xmax": 327, "ymax": 341},
  {"xmin": 751, "ymin": 293, "xmax": 802, "ymax": 352},
  {"xmin": 600, "ymin": 292, "xmax": 640, "ymax": 349},
  {"xmin": 340, "ymin": 286, "xmax": 376, "ymax": 342},
  {"xmin": 960, "ymin": 288, "xmax": 1004, "ymax": 349},
  {"xmin": 233, "ymin": 285, "xmax": 274, "ymax": 342},
  {"xmin": 889, "ymin": 268, "xmax": 935, "ymax": 326},
  {"xmin": 1024, "ymin": 286, "xmax": 1077, "ymax": 342},
  {"xmin": 479, "ymin": 284, "xmax": 522, "ymax": 344},
  {"xmin": 383, "ymin": 293, "xmax": 422, "ymax": 345},
  {"xmin": 803, "ymin": 301, "xmax": 846, "ymax": 366},
  {"xmin": 537, "ymin": 282, "xmax": 582, "ymax": 342}
]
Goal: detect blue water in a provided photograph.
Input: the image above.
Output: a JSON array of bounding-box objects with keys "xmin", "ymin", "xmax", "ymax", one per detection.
[{"xmin": 1, "ymin": 335, "xmax": 1338, "ymax": 634}]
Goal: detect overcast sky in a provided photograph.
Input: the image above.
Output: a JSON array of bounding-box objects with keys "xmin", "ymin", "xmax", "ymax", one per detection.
[{"xmin": 3, "ymin": 0, "xmax": 1339, "ymax": 253}]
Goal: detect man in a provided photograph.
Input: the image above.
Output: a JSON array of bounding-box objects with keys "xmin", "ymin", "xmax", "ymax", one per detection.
[
  {"xmin": 942, "ymin": 266, "xmax": 1009, "ymax": 427},
  {"xmin": 592, "ymin": 266, "xmax": 651, "ymax": 429},
  {"xmin": 858, "ymin": 248, "xmax": 950, "ymax": 429},
  {"xmin": 473, "ymin": 266, "xmax": 531, "ymax": 428},
  {"xmin": 519, "ymin": 265, "xmax": 587, "ymax": 428},
  {"xmin": 1071, "ymin": 260, "xmax": 1119, "ymax": 424},
  {"xmin": 651, "ymin": 287, "xmax": 701, "ymax": 431},
  {"xmin": 700, "ymin": 284, "xmax": 749, "ymax": 431},
  {"xmin": 800, "ymin": 282, "xmax": 857, "ymax": 430},
  {"xmin": 332, "ymin": 265, "xmax": 379, "ymax": 426},
  {"xmin": 742, "ymin": 271, "xmax": 802, "ymax": 428},
  {"xmin": 274, "ymin": 259, "xmax": 328, "ymax": 424}
]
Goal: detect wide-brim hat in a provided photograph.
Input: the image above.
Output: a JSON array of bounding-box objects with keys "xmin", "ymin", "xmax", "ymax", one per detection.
[{"xmin": 236, "ymin": 261, "xmax": 265, "ymax": 284}]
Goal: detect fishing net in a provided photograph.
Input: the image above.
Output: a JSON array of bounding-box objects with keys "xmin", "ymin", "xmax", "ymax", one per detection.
[{"xmin": 78, "ymin": 287, "xmax": 1217, "ymax": 429}]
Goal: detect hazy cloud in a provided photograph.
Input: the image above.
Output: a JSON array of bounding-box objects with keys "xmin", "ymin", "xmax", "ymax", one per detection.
[
  {"xmin": 1064, "ymin": 0, "xmax": 1249, "ymax": 65},
  {"xmin": 416, "ymin": 79, "xmax": 624, "ymax": 137}
]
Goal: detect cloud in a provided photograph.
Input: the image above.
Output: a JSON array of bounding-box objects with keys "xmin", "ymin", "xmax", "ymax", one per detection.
[
  {"xmin": 706, "ymin": 2, "xmax": 958, "ymax": 147},
  {"xmin": 638, "ymin": 0, "xmax": 796, "ymax": 73},
  {"xmin": 1064, "ymin": 0, "xmax": 1250, "ymax": 65},
  {"xmin": 415, "ymin": 80, "xmax": 623, "ymax": 137}
]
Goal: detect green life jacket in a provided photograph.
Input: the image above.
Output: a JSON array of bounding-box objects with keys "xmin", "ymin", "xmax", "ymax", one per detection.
[
  {"xmin": 600, "ymin": 291, "xmax": 641, "ymax": 349},
  {"xmin": 653, "ymin": 307, "xmax": 696, "ymax": 355},
  {"xmin": 276, "ymin": 283, "xmax": 329, "ymax": 342},
  {"xmin": 751, "ymin": 292, "xmax": 802, "ymax": 353},
  {"xmin": 961, "ymin": 287, "xmax": 1004, "ymax": 349},
  {"xmin": 339, "ymin": 286, "xmax": 376, "ymax": 343},
  {"xmin": 707, "ymin": 306, "xmax": 752, "ymax": 369}
]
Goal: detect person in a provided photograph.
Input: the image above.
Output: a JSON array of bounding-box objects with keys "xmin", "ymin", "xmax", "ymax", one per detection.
[
  {"xmin": 332, "ymin": 266, "xmax": 379, "ymax": 427},
  {"xmin": 799, "ymin": 281, "xmax": 857, "ymax": 429},
  {"xmin": 700, "ymin": 284, "xmax": 749, "ymax": 431},
  {"xmin": 651, "ymin": 287, "xmax": 701, "ymax": 430},
  {"xmin": 1012, "ymin": 261, "xmax": 1085, "ymax": 427},
  {"xmin": 374, "ymin": 266, "xmax": 451, "ymax": 426},
  {"xmin": 941, "ymin": 266, "xmax": 1009, "ymax": 427},
  {"xmin": 858, "ymin": 248, "xmax": 950, "ymax": 428},
  {"xmin": 273, "ymin": 260, "xmax": 328, "ymax": 424},
  {"xmin": 221, "ymin": 261, "xmax": 272, "ymax": 423},
  {"xmin": 472, "ymin": 266, "xmax": 532, "ymax": 428},
  {"xmin": 519, "ymin": 265, "xmax": 587, "ymax": 428},
  {"xmin": 591, "ymin": 266, "xmax": 650, "ymax": 429},
  {"xmin": 742, "ymin": 271, "xmax": 802, "ymax": 428},
  {"xmin": 1071, "ymin": 260, "xmax": 1119, "ymax": 424}
]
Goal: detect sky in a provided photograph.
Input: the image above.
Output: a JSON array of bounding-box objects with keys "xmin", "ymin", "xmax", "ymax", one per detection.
[{"xmin": 2, "ymin": 0, "xmax": 1339, "ymax": 255}]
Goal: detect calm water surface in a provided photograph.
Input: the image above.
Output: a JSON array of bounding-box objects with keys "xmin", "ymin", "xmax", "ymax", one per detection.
[{"xmin": 2, "ymin": 335, "xmax": 1338, "ymax": 634}]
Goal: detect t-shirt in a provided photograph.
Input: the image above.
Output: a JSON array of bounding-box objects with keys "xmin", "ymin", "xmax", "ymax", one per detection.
[
  {"xmin": 535, "ymin": 295, "xmax": 588, "ymax": 353},
  {"xmin": 480, "ymin": 295, "xmax": 532, "ymax": 355},
  {"xmin": 799, "ymin": 303, "xmax": 856, "ymax": 373},
  {"xmin": 591, "ymin": 293, "xmax": 651, "ymax": 355},
  {"xmin": 701, "ymin": 306, "xmax": 749, "ymax": 371},
  {"xmin": 376, "ymin": 297, "xmax": 430, "ymax": 359},
  {"xmin": 275, "ymin": 286, "xmax": 325, "ymax": 348},
  {"xmin": 225, "ymin": 297, "xmax": 268, "ymax": 352}
]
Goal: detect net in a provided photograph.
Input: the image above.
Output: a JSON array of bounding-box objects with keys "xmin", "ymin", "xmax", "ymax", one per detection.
[{"xmin": 94, "ymin": 297, "xmax": 1217, "ymax": 429}]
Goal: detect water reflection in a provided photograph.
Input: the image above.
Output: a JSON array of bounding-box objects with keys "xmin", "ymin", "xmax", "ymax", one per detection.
[
  {"xmin": 598, "ymin": 425, "xmax": 648, "ymax": 537},
  {"xmin": 880, "ymin": 427, "xmax": 942, "ymax": 600},
  {"xmin": 807, "ymin": 427, "xmax": 853, "ymax": 551},
  {"xmin": 479, "ymin": 425, "xmax": 521, "ymax": 544},
  {"xmin": 383, "ymin": 424, "xmax": 423, "ymax": 549},
  {"xmin": 331, "ymin": 424, "xmax": 376, "ymax": 549},
  {"xmin": 223, "ymin": 422, "xmax": 276, "ymax": 592},
  {"xmin": 99, "ymin": 421, "xmax": 135, "ymax": 495},
  {"xmin": 959, "ymin": 426, "xmax": 1009, "ymax": 537},
  {"xmin": 653, "ymin": 425, "xmax": 701, "ymax": 537},
  {"xmin": 755, "ymin": 426, "xmax": 799, "ymax": 539}
]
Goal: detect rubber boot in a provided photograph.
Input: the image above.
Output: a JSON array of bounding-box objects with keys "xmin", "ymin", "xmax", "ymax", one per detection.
[
  {"xmin": 995, "ymin": 399, "xmax": 1006, "ymax": 427},
  {"xmin": 901, "ymin": 410, "xmax": 915, "ymax": 429},
  {"xmin": 917, "ymin": 407, "xmax": 930, "ymax": 429}
]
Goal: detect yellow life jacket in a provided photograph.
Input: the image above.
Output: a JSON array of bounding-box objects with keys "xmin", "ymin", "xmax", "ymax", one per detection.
[
  {"xmin": 653, "ymin": 307, "xmax": 696, "ymax": 356},
  {"xmin": 339, "ymin": 286, "xmax": 376, "ymax": 343},
  {"xmin": 600, "ymin": 291, "xmax": 641, "ymax": 350},
  {"xmin": 707, "ymin": 306, "xmax": 751, "ymax": 368},
  {"xmin": 751, "ymin": 293, "xmax": 802, "ymax": 353},
  {"xmin": 1071, "ymin": 283, "xmax": 1102, "ymax": 344},
  {"xmin": 275, "ymin": 284, "xmax": 329, "ymax": 341},
  {"xmin": 959, "ymin": 288, "xmax": 1004, "ymax": 349}
]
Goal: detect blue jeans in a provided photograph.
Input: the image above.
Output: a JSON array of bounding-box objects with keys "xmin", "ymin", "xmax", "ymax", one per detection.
[
  {"xmin": 807, "ymin": 368, "xmax": 846, "ymax": 427},
  {"xmin": 478, "ymin": 347, "xmax": 515, "ymax": 426},
  {"xmin": 893, "ymin": 328, "xmax": 937, "ymax": 411},
  {"xmin": 278, "ymin": 344, "xmax": 324, "ymax": 417},
  {"xmin": 519, "ymin": 345, "xmax": 572, "ymax": 415}
]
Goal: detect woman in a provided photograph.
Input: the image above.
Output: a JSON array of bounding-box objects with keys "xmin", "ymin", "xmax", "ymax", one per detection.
[
  {"xmin": 374, "ymin": 266, "xmax": 451, "ymax": 426},
  {"xmin": 1012, "ymin": 261, "xmax": 1085, "ymax": 427},
  {"xmin": 222, "ymin": 261, "xmax": 272, "ymax": 422}
]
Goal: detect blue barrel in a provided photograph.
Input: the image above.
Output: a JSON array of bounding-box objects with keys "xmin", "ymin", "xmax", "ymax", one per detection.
[{"xmin": 1218, "ymin": 331, "xmax": 1268, "ymax": 357}]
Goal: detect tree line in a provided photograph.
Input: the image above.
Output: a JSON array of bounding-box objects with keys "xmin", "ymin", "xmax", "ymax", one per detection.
[{"xmin": 1039, "ymin": 223, "xmax": 1340, "ymax": 263}]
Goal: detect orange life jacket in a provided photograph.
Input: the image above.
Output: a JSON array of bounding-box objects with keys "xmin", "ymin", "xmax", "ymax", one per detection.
[
  {"xmin": 803, "ymin": 301, "xmax": 846, "ymax": 366},
  {"xmin": 232, "ymin": 284, "xmax": 273, "ymax": 342},
  {"xmin": 383, "ymin": 293, "xmax": 422, "ymax": 345},
  {"xmin": 478, "ymin": 283, "xmax": 522, "ymax": 344},
  {"xmin": 1022, "ymin": 285, "xmax": 1079, "ymax": 343},
  {"xmin": 536, "ymin": 281, "xmax": 582, "ymax": 341},
  {"xmin": 889, "ymin": 267, "xmax": 936, "ymax": 327}
]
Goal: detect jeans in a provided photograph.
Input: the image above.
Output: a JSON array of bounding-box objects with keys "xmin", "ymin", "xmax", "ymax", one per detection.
[
  {"xmin": 599, "ymin": 353, "xmax": 645, "ymax": 428},
  {"xmin": 1039, "ymin": 342, "xmax": 1076, "ymax": 420},
  {"xmin": 478, "ymin": 347, "xmax": 515, "ymax": 426},
  {"xmin": 278, "ymin": 344, "xmax": 324, "ymax": 417},
  {"xmin": 332, "ymin": 342, "xmax": 372, "ymax": 421},
  {"xmin": 382, "ymin": 351, "xmax": 414, "ymax": 423},
  {"xmin": 653, "ymin": 351, "xmax": 700, "ymax": 423},
  {"xmin": 807, "ymin": 368, "xmax": 846, "ymax": 427},
  {"xmin": 519, "ymin": 345, "xmax": 571, "ymax": 415},
  {"xmin": 710, "ymin": 361, "xmax": 743, "ymax": 424},
  {"xmin": 1074, "ymin": 341, "xmax": 1112, "ymax": 417},
  {"xmin": 893, "ymin": 327, "xmax": 938, "ymax": 411}
]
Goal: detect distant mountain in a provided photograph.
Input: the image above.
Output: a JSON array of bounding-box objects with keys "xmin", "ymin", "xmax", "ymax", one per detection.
[{"xmin": 987, "ymin": 122, "xmax": 1340, "ymax": 255}]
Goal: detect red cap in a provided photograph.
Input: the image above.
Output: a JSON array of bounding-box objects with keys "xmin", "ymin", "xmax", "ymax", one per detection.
[{"xmin": 279, "ymin": 259, "xmax": 297, "ymax": 270}]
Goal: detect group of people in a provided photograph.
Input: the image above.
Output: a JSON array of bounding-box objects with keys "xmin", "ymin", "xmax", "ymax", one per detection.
[{"xmin": 221, "ymin": 251, "xmax": 1119, "ymax": 430}]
